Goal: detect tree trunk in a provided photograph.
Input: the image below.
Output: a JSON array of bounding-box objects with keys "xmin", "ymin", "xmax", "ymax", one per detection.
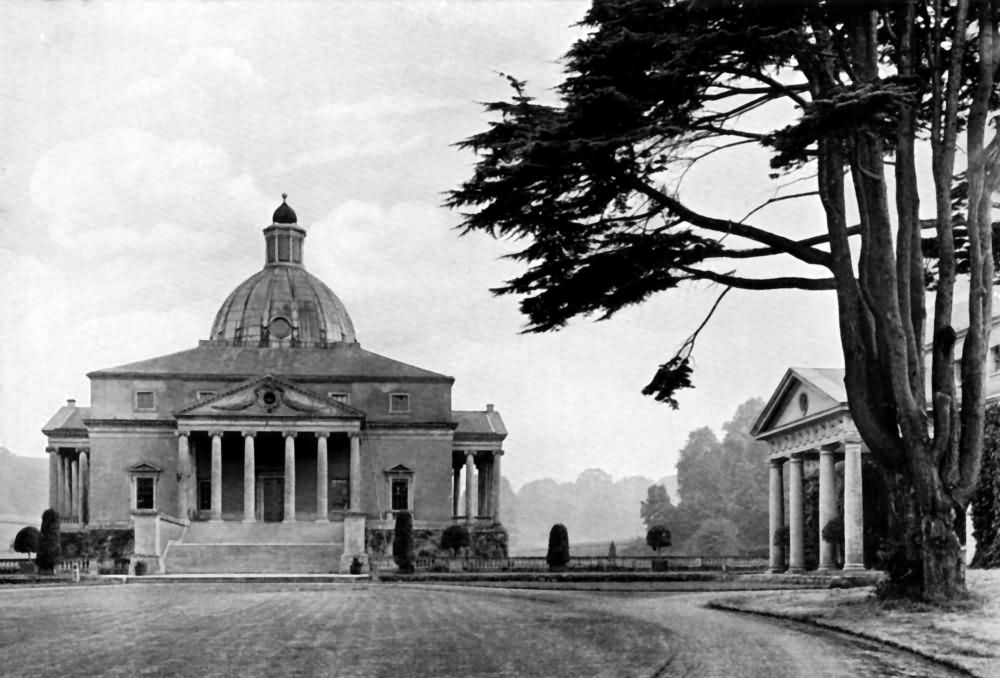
[
  {"xmin": 921, "ymin": 509, "xmax": 965, "ymax": 602},
  {"xmin": 878, "ymin": 470, "xmax": 923, "ymax": 599}
]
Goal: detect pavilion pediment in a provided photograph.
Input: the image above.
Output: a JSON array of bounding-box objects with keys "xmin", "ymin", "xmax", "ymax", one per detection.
[
  {"xmin": 175, "ymin": 375, "xmax": 363, "ymax": 419},
  {"xmin": 752, "ymin": 368, "xmax": 847, "ymax": 438}
]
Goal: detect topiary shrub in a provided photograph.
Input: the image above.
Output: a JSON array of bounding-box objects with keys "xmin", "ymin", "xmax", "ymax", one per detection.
[
  {"xmin": 822, "ymin": 516, "xmax": 845, "ymax": 568},
  {"xmin": 36, "ymin": 509, "xmax": 61, "ymax": 574},
  {"xmin": 440, "ymin": 524, "xmax": 470, "ymax": 557},
  {"xmin": 392, "ymin": 511, "xmax": 415, "ymax": 573},
  {"xmin": 646, "ymin": 525, "xmax": 672, "ymax": 553},
  {"xmin": 546, "ymin": 523, "xmax": 570, "ymax": 570},
  {"xmin": 607, "ymin": 541, "xmax": 617, "ymax": 560},
  {"xmin": 13, "ymin": 526, "xmax": 40, "ymax": 559}
]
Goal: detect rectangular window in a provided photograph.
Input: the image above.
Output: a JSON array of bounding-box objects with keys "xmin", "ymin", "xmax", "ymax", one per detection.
[
  {"xmin": 266, "ymin": 235, "xmax": 276, "ymax": 263},
  {"xmin": 136, "ymin": 477, "xmax": 155, "ymax": 510},
  {"xmin": 391, "ymin": 478, "xmax": 409, "ymax": 511},
  {"xmin": 278, "ymin": 234, "xmax": 290, "ymax": 261},
  {"xmin": 292, "ymin": 237, "xmax": 302, "ymax": 263},
  {"xmin": 330, "ymin": 478, "xmax": 349, "ymax": 510},
  {"xmin": 134, "ymin": 391, "xmax": 155, "ymax": 411},
  {"xmin": 328, "ymin": 392, "xmax": 350, "ymax": 405},
  {"xmin": 196, "ymin": 390, "xmax": 217, "ymax": 400},
  {"xmin": 389, "ymin": 393, "xmax": 410, "ymax": 413},
  {"xmin": 198, "ymin": 480, "xmax": 211, "ymax": 511},
  {"xmin": 992, "ymin": 346, "xmax": 1000, "ymax": 373}
]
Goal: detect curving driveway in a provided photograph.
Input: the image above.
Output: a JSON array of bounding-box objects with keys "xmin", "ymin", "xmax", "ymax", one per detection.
[{"xmin": 0, "ymin": 583, "xmax": 963, "ymax": 677}]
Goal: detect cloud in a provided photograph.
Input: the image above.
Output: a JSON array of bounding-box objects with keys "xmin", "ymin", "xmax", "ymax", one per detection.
[
  {"xmin": 30, "ymin": 128, "xmax": 272, "ymax": 258},
  {"xmin": 268, "ymin": 134, "xmax": 429, "ymax": 174},
  {"xmin": 124, "ymin": 47, "xmax": 264, "ymax": 100}
]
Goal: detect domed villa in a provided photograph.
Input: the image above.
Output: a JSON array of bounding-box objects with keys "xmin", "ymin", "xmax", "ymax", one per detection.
[{"xmin": 41, "ymin": 198, "xmax": 507, "ymax": 574}]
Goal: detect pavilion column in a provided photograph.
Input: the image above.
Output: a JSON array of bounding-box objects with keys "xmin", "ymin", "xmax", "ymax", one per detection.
[
  {"xmin": 316, "ymin": 432, "xmax": 329, "ymax": 522},
  {"xmin": 768, "ymin": 458, "xmax": 785, "ymax": 573},
  {"xmin": 843, "ymin": 442, "xmax": 865, "ymax": 570},
  {"xmin": 78, "ymin": 450, "xmax": 89, "ymax": 525},
  {"xmin": 818, "ymin": 446, "xmax": 837, "ymax": 570},
  {"xmin": 284, "ymin": 432, "xmax": 297, "ymax": 522},
  {"xmin": 71, "ymin": 454, "xmax": 81, "ymax": 522},
  {"xmin": 490, "ymin": 452, "xmax": 503, "ymax": 523},
  {"xmin": 464, "ymin": 451, "xmax": 475, "ymax": 524},
  {"xmin": 477, "ymin": 458, "xmax": 488, "ymax": 517},
  {"xmin": 63, "ymin": 455, "xmax": 72, "ymax": 520},
  {"xmin": 243, "ymin": 432, "xmax": 256, "ymax": 523},
  {"xmin": 210, "ymin": 431, "xmax": 223, "ymax": 522},
  {"xmin": 452, "ymin": 465, "xmax": 461, "ymax": 517},
  {"xmin": 788, "ymin": 454, "xmax": 805, "ymax": 573},
  {"xmin": 47, "ymin": 448, "xmax": 58, "ymax": 513},
  {"xmin": 176, "ymin": 433, "xmax": 190, "ymax": 521},
  {"xmin": 348, "ymin": 432, "xmax": 361, "ymax": 513}
]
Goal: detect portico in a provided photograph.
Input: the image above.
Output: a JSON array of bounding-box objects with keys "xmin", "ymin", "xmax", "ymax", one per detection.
[{"xmin": 752, "ymin": 368, "xmax": 867, "ymax": 573}]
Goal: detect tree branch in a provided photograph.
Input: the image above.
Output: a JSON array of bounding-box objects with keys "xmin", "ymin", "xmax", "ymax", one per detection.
[{"xmin": 676, "ymin": 265, "xmax": 836, "ymax": 290}]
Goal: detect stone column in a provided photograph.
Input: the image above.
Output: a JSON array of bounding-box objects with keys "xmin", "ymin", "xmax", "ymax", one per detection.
[
  {"xmin": 843, "ymin": 442, "xmax": 865, "ymax": 570},
  {"xmin": 476, "ymin": 458, "xmax": 488, "ymax": 517},
  {"xmin": 64, "ymin": 455, "xmax": 73, "ymax": 520},
  {"xmin": 47, "ymin": 448, "xmax": 58, "ymax": 513},
  {"xmin": 316, "ymin": 432, "xmax": 329, "ymax": 522},
  {"xmin": 78, "ymin": 450, "xmax": 89, "ymax": 525},
  {"xmin": 243, "ymin": 432, "xmax": 256, "ymax": 523},
  {"xmin": 284, "ymin": 432, "xmax": 297, "ymax": 522},
  {"xmin": 177, "ymin": 433, "xmax": 190, "ymax": 521},
  {"xmin": 818, "ymin": 447, "xmax": 837, "ymax": 570},
  {"xmin": 210, "ymin": 431, "xmax": 223, "ymax": 522},
  {"xmin": 491, "ymin": 452, "xmax": 503, "ymax": 523},
  {"xmin": 452, "ymin": 465, "xmax": 461, "ymax": 517},
  {"xmin": 349, "ymin": 432, "xmax": 361, "ymax": 513},
  {"xmin": 72, "ymin": 455, "xmax": 82, "ymax": 521},
  {"xmin": 464, "ymin": 451, "xmax": 475, "ymax": 524},
  {"xmin": 788, "ymin": 454, "xmax": 805, "ymax": 573},
  {"xmin": 768, "ymin": 458, "xmax": 785, "ymax": 573}
]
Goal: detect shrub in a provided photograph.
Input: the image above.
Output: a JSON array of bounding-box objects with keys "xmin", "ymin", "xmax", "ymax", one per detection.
[
  {"xmin": 822, "ymin": 516, "xmax": 844, "ymax": 544},
  {"xmin": 133, "ymin": 561, "xmax": 148, "ymax": 576},
  {"xmin": 546, "ymin": 523, "xmax": 570, "ymax": 570},
  {"xmin": 36, "ymin": 509, "xmax": 61, "ymax": 574},
  {"xmin": 440, "ymin": 524, "xmax": 470, "ymax": 557},
  {"xmin": 392, "ymin": 511, "xmax": 415, "ymax": 573},
  {"xmin": 646, "ymin": 525, "xmax": 672, "ymax": 553},
  {"xmin": 686, "ymin": 517, "xmax": 742, "ymax": 556},
  {"xmin": 13, "ymin": 526, "xmax": 40, "ymax": 558},
  {"xmin": 349, "ymin": 557, "xmax": 363, "ymax": 575},
  {"xmin": 607, "ymin": 541, "xmax": 617, "ymax": 560},
  {"xmin": 773, "ymin": 525, "xmax": 789, "ymax": 548}
]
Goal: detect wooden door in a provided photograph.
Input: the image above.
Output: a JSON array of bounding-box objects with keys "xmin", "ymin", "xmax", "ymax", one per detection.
[{"xmin": 259, "ymin": 477, "xmax": 284, "ymax": 522}]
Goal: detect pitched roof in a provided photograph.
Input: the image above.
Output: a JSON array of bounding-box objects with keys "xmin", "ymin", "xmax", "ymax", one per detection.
[
  {"xmin": 88, "ymin": 342, "xmax": 452, "ymax": 382},
  {"xmin": 453, "ymin": 408, "xmax": 507, "ymax": 438},
  {"xmin": 42, "ymin": 403, "xmax": 92, "ymax": 435},
  {"xmin": 751, "ymin": 367, "xmax": 846, "ymax": 437}
]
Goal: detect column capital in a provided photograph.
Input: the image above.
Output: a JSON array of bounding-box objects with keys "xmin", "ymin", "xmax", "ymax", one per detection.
[
  {"xmin": 347, "ymin": 430, "xmax": 360, "ymax": 440},
  {"xmin": 493, "ymin": 449, "xmax": 504, "ymax": 457},
  {"xmin": 175, "ymin": 431, "xmax": 190, "ymax": 439},
  {"xmin": 768, "ymin": 456, "xmax": 785, "ymax": 468},
  {"xmin": 788, "ymin": 454, "xmax": 804, "ymax": 465},
  {"xmin": 315, "ymin": 431, "xmax": 331, "ymax": 440},
  {"xmin": 207, "ymin": 430, "xmax": 224, "ymax": 439},
  {"xmin": 283, "ymin": 430, "xmax": 298, "ymax": 439},
  {"xmin": 242, "ymin": 430, "xmax": 256, "ymax": 439},
  {"xmin": 819, "ymin": 446, "xmax": 835, "ymax": 458},
  {"xmin": 45, "ymin": 446, "xmax": 56, "ymax": 453},
  {"xmin": 465, "ymin": 450, "xmax": 476, "ymax": 459},
  {"xmin": 76, "ymin": 447, "xmax": 89, "ymax": 456}
]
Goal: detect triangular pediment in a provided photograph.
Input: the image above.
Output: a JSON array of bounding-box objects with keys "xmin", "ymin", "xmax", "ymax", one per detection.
[
  {"xmin": 175, "ymin": 375, "xmax": 364, "ymax": 419},
  {"xmin": 752, "ymin": 368, "xmax": 847, "ymax": 438},
  {"xmin": 127, "ymin": 462, "xmax": 162, "ymax": 474},
  {"xmin": 385, "ymin": 464, "xmax": 414, "ymax": 474}
]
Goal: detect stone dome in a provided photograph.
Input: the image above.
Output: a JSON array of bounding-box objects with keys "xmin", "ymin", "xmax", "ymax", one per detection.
[{"xmin": 209, "ymin": 198, "xmax": 357, "ymax": 347}]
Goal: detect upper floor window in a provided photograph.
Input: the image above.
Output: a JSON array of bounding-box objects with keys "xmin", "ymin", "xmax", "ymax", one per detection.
[
  {"xmin": 196, "ymin": 390, "xmax": 217, "ymax": 401},
  {"xmin": 136, "ymin": 477, "xmax": 155, "ymax": 510},
  {"xmin": 328, "ymin": 392, "xmax": 350, "ymax": 405},
  {"xmin": 134, "ymin": 391, "xmax": 156, "ymax": 411},
  {"xmin": 391, "ymin": 478, "xmax": 409, "ymax": 511},
  {"xmin": 389, "ymin": 393, "xmax": 410, "ymax": 413},
  {"xmin": 991, "ymin": 346, "xmax": 1000, "ymax": 373}
]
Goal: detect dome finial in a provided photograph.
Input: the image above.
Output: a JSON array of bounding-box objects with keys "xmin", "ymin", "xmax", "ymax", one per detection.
[{"xmin": 273, "ymin": 194, "xmax": 297, "ymax": 224}]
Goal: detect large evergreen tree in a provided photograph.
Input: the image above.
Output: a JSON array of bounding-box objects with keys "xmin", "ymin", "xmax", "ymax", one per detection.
[{"xmin": 449, "ymin": 0, "xmax": 1000, "ymax": 600}]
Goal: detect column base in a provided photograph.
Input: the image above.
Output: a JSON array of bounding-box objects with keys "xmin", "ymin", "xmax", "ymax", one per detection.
[
  {"xmin": 769, "ymin": 566, "xmax": 787, "ymax": 574},
  {"xmin": 842, "ymin": 562, "xmax": 866, "ymax": 572},
  {"xmin": 787, "ymin": 567, "xmax": 805, "ymax": 574},
  {"xmin": 315, "ymin": 517, "xmax": 330, "ymax": 524},
  {"xmin": 241, "ymin": 517, "xmax": 256, "ymax": 524},
  {"xmin": 282, "ymin": 518, "xmax": 296, "ymax": 524}
]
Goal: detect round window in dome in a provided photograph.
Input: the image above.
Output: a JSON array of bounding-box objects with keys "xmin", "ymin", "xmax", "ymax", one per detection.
[{"xmin": 269, "ymin": 317, "xmax": 292, "ymax": 339}]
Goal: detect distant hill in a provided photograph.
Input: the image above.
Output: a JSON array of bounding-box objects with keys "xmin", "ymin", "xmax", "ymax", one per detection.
[
  {"xmin": 0, "ymin": 447, "xmax": 47, "ymax": 518},
  {"xmin": 506, "ymin": 469, "xmax": 675, "ymax": 553}
]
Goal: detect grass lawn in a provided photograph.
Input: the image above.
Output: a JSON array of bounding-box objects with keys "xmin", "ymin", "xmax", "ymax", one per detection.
[{"xmin": 0, "ymin": 583, "xmax": 671, "ymax": 677}]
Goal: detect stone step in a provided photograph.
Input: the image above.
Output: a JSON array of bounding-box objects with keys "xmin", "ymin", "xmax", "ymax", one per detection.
[
  {"xmin": 164, "ymin": 543, "xmax": 344, "ymax": 574},
  {"xmin": 181, "ymin": 521, "xmax": 344, "ymax": 545},
  {"xmin": 132, "ymin": 574, "xmax": 368, "ymax": 584}
]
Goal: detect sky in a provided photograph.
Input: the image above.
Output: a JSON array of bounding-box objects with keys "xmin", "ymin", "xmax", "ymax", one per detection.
[{"xmin": 0, "ymin": 2, "xmax": 849, "ymax": 491}]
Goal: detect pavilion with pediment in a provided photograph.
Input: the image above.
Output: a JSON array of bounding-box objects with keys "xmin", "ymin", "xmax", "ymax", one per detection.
[{"xmin": 41, "ymin": 197, "xmax": 508, "ymax": 573}]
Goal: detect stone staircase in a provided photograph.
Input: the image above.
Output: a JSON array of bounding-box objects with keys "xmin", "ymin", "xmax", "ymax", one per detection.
[{"xmin": 164, "ymin": 521, "xmax": 344, "ymax": 574}]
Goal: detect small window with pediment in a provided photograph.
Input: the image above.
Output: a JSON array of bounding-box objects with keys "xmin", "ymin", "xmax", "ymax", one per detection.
[
  {"xmin": 328, "ymin": 392, "xmax": 350, "ymax": 405},
  {"xmin": 196, "ymin": 390, "xmax": 217, "ymax": 401},
  {"xmin": 128, "ymin": 463, "xmax": 161, "ymax": 513}
]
